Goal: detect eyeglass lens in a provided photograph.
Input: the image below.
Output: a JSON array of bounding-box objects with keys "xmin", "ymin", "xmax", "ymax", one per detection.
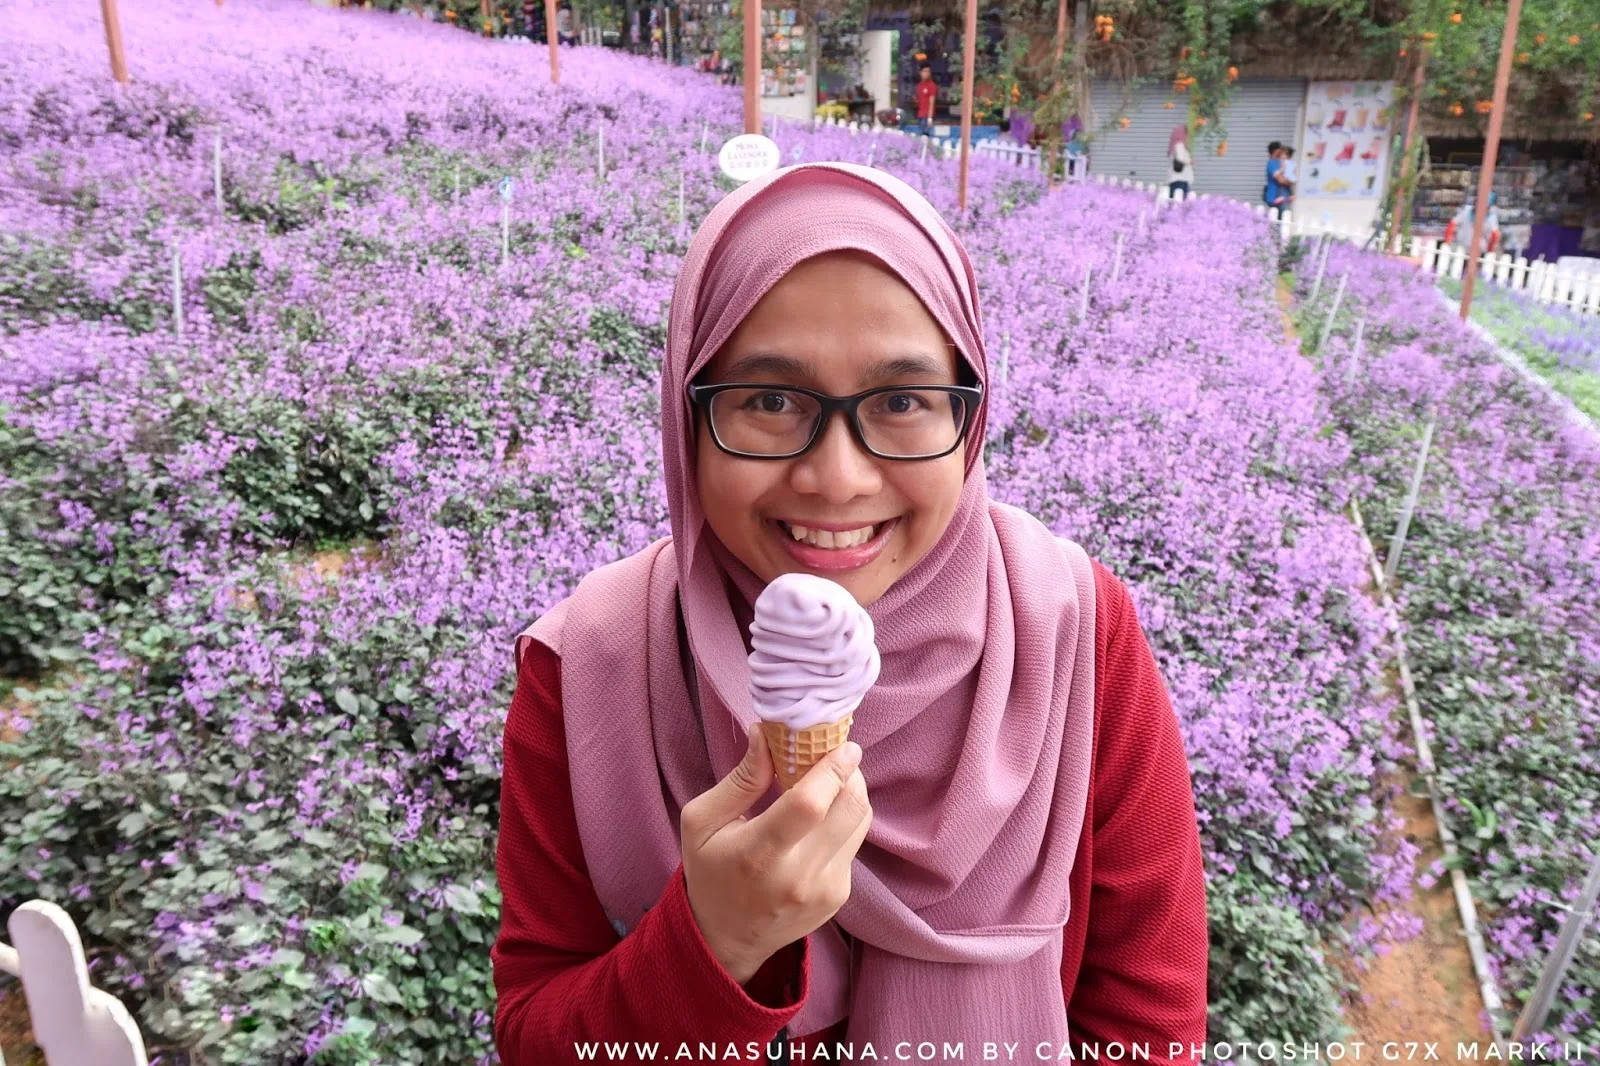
[{"xmin": 707, "ymin": 388, "xmax": 968, "ymax": 458}]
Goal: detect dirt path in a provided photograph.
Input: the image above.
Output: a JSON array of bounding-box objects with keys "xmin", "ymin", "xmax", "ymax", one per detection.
[{"xmin": 1276, "ymin": 276, "xmax": 1492, "ymax": 1060}]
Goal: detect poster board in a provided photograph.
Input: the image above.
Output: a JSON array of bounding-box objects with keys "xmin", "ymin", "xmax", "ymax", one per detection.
[
  {"xmin": 1297, "ymin": 81, "xmax": 1396, "ymax": 200},
  {"xmin": 761, "ymin": 7, "xmax": 808, "ymax": 98}
]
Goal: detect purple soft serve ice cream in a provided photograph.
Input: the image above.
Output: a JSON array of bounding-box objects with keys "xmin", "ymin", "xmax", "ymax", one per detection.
[{"xmin": 749, "ymin": 572, "xmax": 881, "ymax": 732}]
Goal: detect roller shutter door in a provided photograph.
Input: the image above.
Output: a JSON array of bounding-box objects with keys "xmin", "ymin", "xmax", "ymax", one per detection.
[{"xmin": 1086, "ymin": 78, "xmax": 1305, "ymax": 205}]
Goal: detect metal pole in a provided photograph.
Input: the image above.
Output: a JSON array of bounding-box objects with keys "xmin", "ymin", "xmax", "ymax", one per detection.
[
  {"xmin": 1079, "ymin": 264, "xmax": 1091, "ymax": 318},
  {"xmin": 501, "ymin": 200, "xmax": 510, "ymax": 266},
  {"xmin": 1513, "ymin": 849, "xmax": 1600, "ymax": 1042},
  {"xmin": 1389, "ymin": 45, "xmax": 1428, "ymax": 255},
  {"xmin": 1345, "ymin": 315, "xmax": 1366, "ymax": 385},
  {"xmin": 100, "ymin": 0, "xmax": 130, "ymax": 84},
  {"xmin": 956, "ymin": 0, "xmax": 977, "ymax": 213},
  {"xmin": 699, "ymin": 120, "xmax": 709, "ymax": 153},
  {"xmin": 1308, "ymin": 236, "xmax": 1330, "ymax": 302},
  {"xmin": 1316, "ymin": 271, "xmax": 1349, "ymax": 353},
  {"xmin": 546, "ymin": 0, "xmax": 561, "ymax": 83},
  {"xmin": 1460, "ymin": 0, "xmax": 1523, "ymax": 321},
  {"xmin": 1110, "ymin": 232, "xmax": 1124, "ymax": 284},
  {"xmin": 743, "ymin": 0, "xmax": 760, "ymax": 134},
  {"xmin": 171, "ymin": 246, "xmax": 184, "ymax": 339},
  {"xmin": 213, "ymin": 132, "xmax": 224, "ymax": 214},
  {"xmin": 1384, "ymin": 414, "xmax": 1436, "ymax": 586}
]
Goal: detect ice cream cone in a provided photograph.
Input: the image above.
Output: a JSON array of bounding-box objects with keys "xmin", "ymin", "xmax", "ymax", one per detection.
[{"xmin": 761, "ymin": 714, "xmax": 853, "ymax": 791}]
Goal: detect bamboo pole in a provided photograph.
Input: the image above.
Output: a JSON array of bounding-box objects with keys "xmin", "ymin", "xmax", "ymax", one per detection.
[
  {"xmin": 546, "ymin": 0, "xmax": 561, "ymax": 82},
  {"xmin": 1460, "ymin": 0, "xmax": 1523, "ymax": 320},
  {"xmin": 744, "ymin": 0, "xmax": 760, "ymax": 134},
  {"xmin": 956, "ymin": 0, "xmax": 977, "ymax": 213},
  {"xmin": 1388, "ymin": 45, "xmax": 1428, "ymax": 255},
  {"xmin": 100, "ymin": 0, "xmax": 130, "ymax": 84}
]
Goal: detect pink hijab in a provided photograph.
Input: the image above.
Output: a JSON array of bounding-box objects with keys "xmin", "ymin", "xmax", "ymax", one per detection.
[
  {"xmin": 1170, "ymin": 125, "xmax": 1189, "ymax": 153},
  {"xmin": 518, "ymin": 163, "xmax": 1097, "ymax": 1047}
]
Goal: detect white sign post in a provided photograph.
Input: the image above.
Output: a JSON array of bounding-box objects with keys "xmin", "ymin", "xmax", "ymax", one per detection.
[
  {"xmin": 171, "ymin": 245, "xmax": 184, "ymax": 339},
  {"xmin": 499, "ymin": 177, "xmax": 515, "ymax": 267},
  {"xmin": 718, "ymin": 134, "xmax": 782, "ymax": 184}
]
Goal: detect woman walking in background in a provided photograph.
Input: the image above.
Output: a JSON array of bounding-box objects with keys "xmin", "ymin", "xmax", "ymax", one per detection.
[{"xmin": 1168, "ymin": 125, "xmax": 1194, "ymax": 200}]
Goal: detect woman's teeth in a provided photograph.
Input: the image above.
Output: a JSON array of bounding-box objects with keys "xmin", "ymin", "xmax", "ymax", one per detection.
[{"xmin": 784, "ymin": 523, "xmax": 878, "ymax": 549}]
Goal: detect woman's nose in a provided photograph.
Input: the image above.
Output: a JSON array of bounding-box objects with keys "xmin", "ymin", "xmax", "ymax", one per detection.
[{"xmin": 789, "ymin": 412, "xmax": 882, "ymax": 501}]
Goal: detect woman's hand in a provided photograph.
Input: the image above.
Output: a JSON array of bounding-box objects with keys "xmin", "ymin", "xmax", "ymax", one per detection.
[{"xmin": 680, "ymin": 723, "xmax": 872, "ymax": 986}]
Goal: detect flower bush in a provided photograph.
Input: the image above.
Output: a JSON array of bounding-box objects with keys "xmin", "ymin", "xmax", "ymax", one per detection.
[
  {"xmin": 3, "ymin": 0, "xmax": 1418, "ymax": 1060},
  {"xmin": 1442, "ymin": 279, "xmax": 1600, "ymax": 423},
  {"xmin": 1296, "ymin": 245, "xmax": 1600, "ymax": 1045}
]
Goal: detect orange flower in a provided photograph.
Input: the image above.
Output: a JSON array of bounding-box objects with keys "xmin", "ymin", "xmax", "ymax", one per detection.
[
  {"xmin": 1179, "ymin": 47, "xmax": 1190, "ymax": 59},
  {"xmin": 1217, "ymin": 140, "xmax": 1228, "ymax": 156},
  {"xmin": 1196, "ymin": 116, "xmax": 1207, "ymax": 127},
  {"xmin": 1569, "ymin": 35, "xmax": 1581, "ymax": 45},
  {"xmin": 1119, "ymin": 116, "xmax": 1131, "ymax": 128},
  {"xmin": 1475, "ymin": 100, "xmax": 1494, "ymax": 113},
  {"xmin": 1585, "ymin": 112, "xmax": 1596, "ymax": 121},
  {"xmin": 1449, "ymin": 102, "xmax": 1465, "ymax": 116},
  {"xmin": 1164, "ymin": 100, "xmax": 1176, "ymax": 109},
  {"xmin": 1399, "ymin": 48, "xmax": 1409, "ymax": 57},
  {"xmin": 1517, "ymin": 51, "xmax": 1530, "ymax": 62},
  {"xmin": 1227, "ymin": 65, "xmax": 1238, "ymax": 81},
  {"xmin": 1422, "ymin": 30, "xmax": 1438, "ymax": 41},
  {"xmin": 1534, "ymin": 33, "xmax": 1545, "ymax": 44},
  {"xmin": 1450, "ymin": 11, "xmax": 1462, "ymax": 22}
]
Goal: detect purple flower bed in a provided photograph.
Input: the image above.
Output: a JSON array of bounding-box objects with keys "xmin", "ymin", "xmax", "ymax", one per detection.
[
  {"xmin": 3, "ymin": 1, "xmax": 1415, "ymax": 1060},
  {"xmin": 1299, "ymin": 245, "xmax": 1600, "ymax": 1044}
]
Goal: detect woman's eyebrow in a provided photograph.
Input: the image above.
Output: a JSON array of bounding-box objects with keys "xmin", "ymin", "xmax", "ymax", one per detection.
[
  {"xmin": 722, "ymin": 352, "xmax": 812, "ymax": 379},
  {"xmin": 861, "ymin": 354, "xmax": 952, "ymax": 382}
]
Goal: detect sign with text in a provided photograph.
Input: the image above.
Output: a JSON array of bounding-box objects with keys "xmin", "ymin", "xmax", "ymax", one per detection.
[{"xmin": 718, "ymin": 134, "xmax": 782, "ymax": 183}]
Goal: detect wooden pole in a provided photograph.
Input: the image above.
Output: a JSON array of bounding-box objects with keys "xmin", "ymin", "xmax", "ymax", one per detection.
[
  {"xmin": 100, "ymin": 0, "xmax": 130, "ymax": 84},
  {"xmin": 1460, "ymin": 0, "xmax": 1523, "ymax": 321},
  {"xmin": 1046, "ymin": 0, "xmax": 1066, "ymax": 183},
  {"xmin": 744, "ymin": 0, "xmax": 760, "ymax": 133},
  {"xmin": 1388, "ymin": 45, "xmax": 1428, "ymax": 254},
  {"xmin": 546, "ymin": 0, "xmax": 561, "ymax": 82},
  {"xmin": 956, "ymin": 0, "xmax": 977, "ymax": 212}
]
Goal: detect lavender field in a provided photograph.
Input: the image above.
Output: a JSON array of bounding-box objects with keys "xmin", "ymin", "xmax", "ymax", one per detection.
[
  {"xmin": 1298, "ymin": 250, "xmax": 1600, "ymax": 1046},
  {"xmin": 2, "ymin": 0, "xmax": 1590, "ymax": 1060}
]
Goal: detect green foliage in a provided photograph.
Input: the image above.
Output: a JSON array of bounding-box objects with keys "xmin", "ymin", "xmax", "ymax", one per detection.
[
  {"xmin": 1207, "ymin": 877, "xmax": 1354, "ymax": 1043},
  {"xmin": 0, "ymin": 581, "xmax": 503, "ymax": 1065}
]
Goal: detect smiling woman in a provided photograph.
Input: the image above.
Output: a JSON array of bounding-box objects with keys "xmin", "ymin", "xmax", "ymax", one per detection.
[{"xmin": 492, "ymin": 163, "xmax": 1208, "ymax": 1064}]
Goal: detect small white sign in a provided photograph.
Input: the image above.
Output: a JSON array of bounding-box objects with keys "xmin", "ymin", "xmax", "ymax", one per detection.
[
  {"xmin": 718, "ymin": 134, "xmax": 782, "ymax": 183},
  {"xmin": 498, "ymin": 177, "xmax": 516, "ymax": 201}
]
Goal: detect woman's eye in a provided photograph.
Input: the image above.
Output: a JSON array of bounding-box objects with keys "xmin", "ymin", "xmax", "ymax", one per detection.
[
  {"xmin": 880, "ymin": 392, "xmax": 928, "ymax": 415},
  {"xmin": 757, "ymin": 392, "xmax": 790, "ymax": 413}
]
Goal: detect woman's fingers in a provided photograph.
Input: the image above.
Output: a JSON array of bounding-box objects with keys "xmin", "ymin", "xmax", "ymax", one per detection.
[
  {"xmin": 795, "ymin": 766, "xmax": 872, "ymax": 873},
  {"xmin": 749, "ymin": 741, "xmax": 862, "ymax": 854}
]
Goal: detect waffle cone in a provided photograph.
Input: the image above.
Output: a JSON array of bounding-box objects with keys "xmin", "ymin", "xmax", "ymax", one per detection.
[{"xmin": 760, "ymin": 714, "xmax": 853, "ymax": 791}]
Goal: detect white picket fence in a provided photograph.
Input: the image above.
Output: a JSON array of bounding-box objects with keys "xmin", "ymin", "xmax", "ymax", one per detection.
[{"xmin": 0, "ymin": 900, "xmax": 148, "ymax": 1066}]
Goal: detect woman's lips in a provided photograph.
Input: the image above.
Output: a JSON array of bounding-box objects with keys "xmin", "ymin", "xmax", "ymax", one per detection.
[{"xmin": 771, "ymin": 518, "xmax": 899, "ymax": 572}]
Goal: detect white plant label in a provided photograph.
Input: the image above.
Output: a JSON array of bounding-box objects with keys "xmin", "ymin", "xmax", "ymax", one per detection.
[
  {"xmin": 498, "ymin": 177, "xmax": 516, "ymax": 201},
  {"xmin": 718, "ymin": 134, "xmax": 781, "ymax": 184}
]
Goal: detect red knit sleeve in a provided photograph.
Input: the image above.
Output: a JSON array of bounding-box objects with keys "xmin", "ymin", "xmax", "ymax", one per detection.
[
  {"xmin": 492, "ymin": 641, "xmax": 808, "ymax": 1066},
  {"xmin": 1060, "ymin": 563, "xmax": 1209, "ymax": 1063}
]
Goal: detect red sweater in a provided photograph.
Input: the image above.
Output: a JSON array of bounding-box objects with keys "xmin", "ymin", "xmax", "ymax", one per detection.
[{"xmin": 493, "ymin": 562, "xmax": 1208, "ymax": 1065}]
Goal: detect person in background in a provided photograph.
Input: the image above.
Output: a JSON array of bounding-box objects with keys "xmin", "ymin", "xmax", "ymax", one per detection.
[
  {"xmin": 1263, "ymin": 141, "xmax": 1288, "ymax": 216},
  {"xmin": 1168, "ymin": 125, "xmax": 1194, "ymax": 200},
  {"xmin": 1445, "ymin": 191, "xmax": 1501, "ymax": 253},
  {"xmin": 915, "ymin": 66, "xmax": 938, "ymax": 137},
  {"xmin": 555, "ymin": 3, "xmax": 574, "ymax": 45},
  {"xmin": 1280, "ymin": 147, "xmax": 1298, "ymax": 210}
]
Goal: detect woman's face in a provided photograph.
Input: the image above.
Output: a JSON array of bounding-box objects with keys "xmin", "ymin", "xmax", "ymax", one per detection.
[{"xmin": 694, "ymin": 252, "xmax": 970, "ymax": 607}]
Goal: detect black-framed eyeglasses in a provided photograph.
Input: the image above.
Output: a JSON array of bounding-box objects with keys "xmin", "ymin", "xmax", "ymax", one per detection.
[{"xmin": 686, "ymin": 381, "xmax": 984, "ymax": 460}]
